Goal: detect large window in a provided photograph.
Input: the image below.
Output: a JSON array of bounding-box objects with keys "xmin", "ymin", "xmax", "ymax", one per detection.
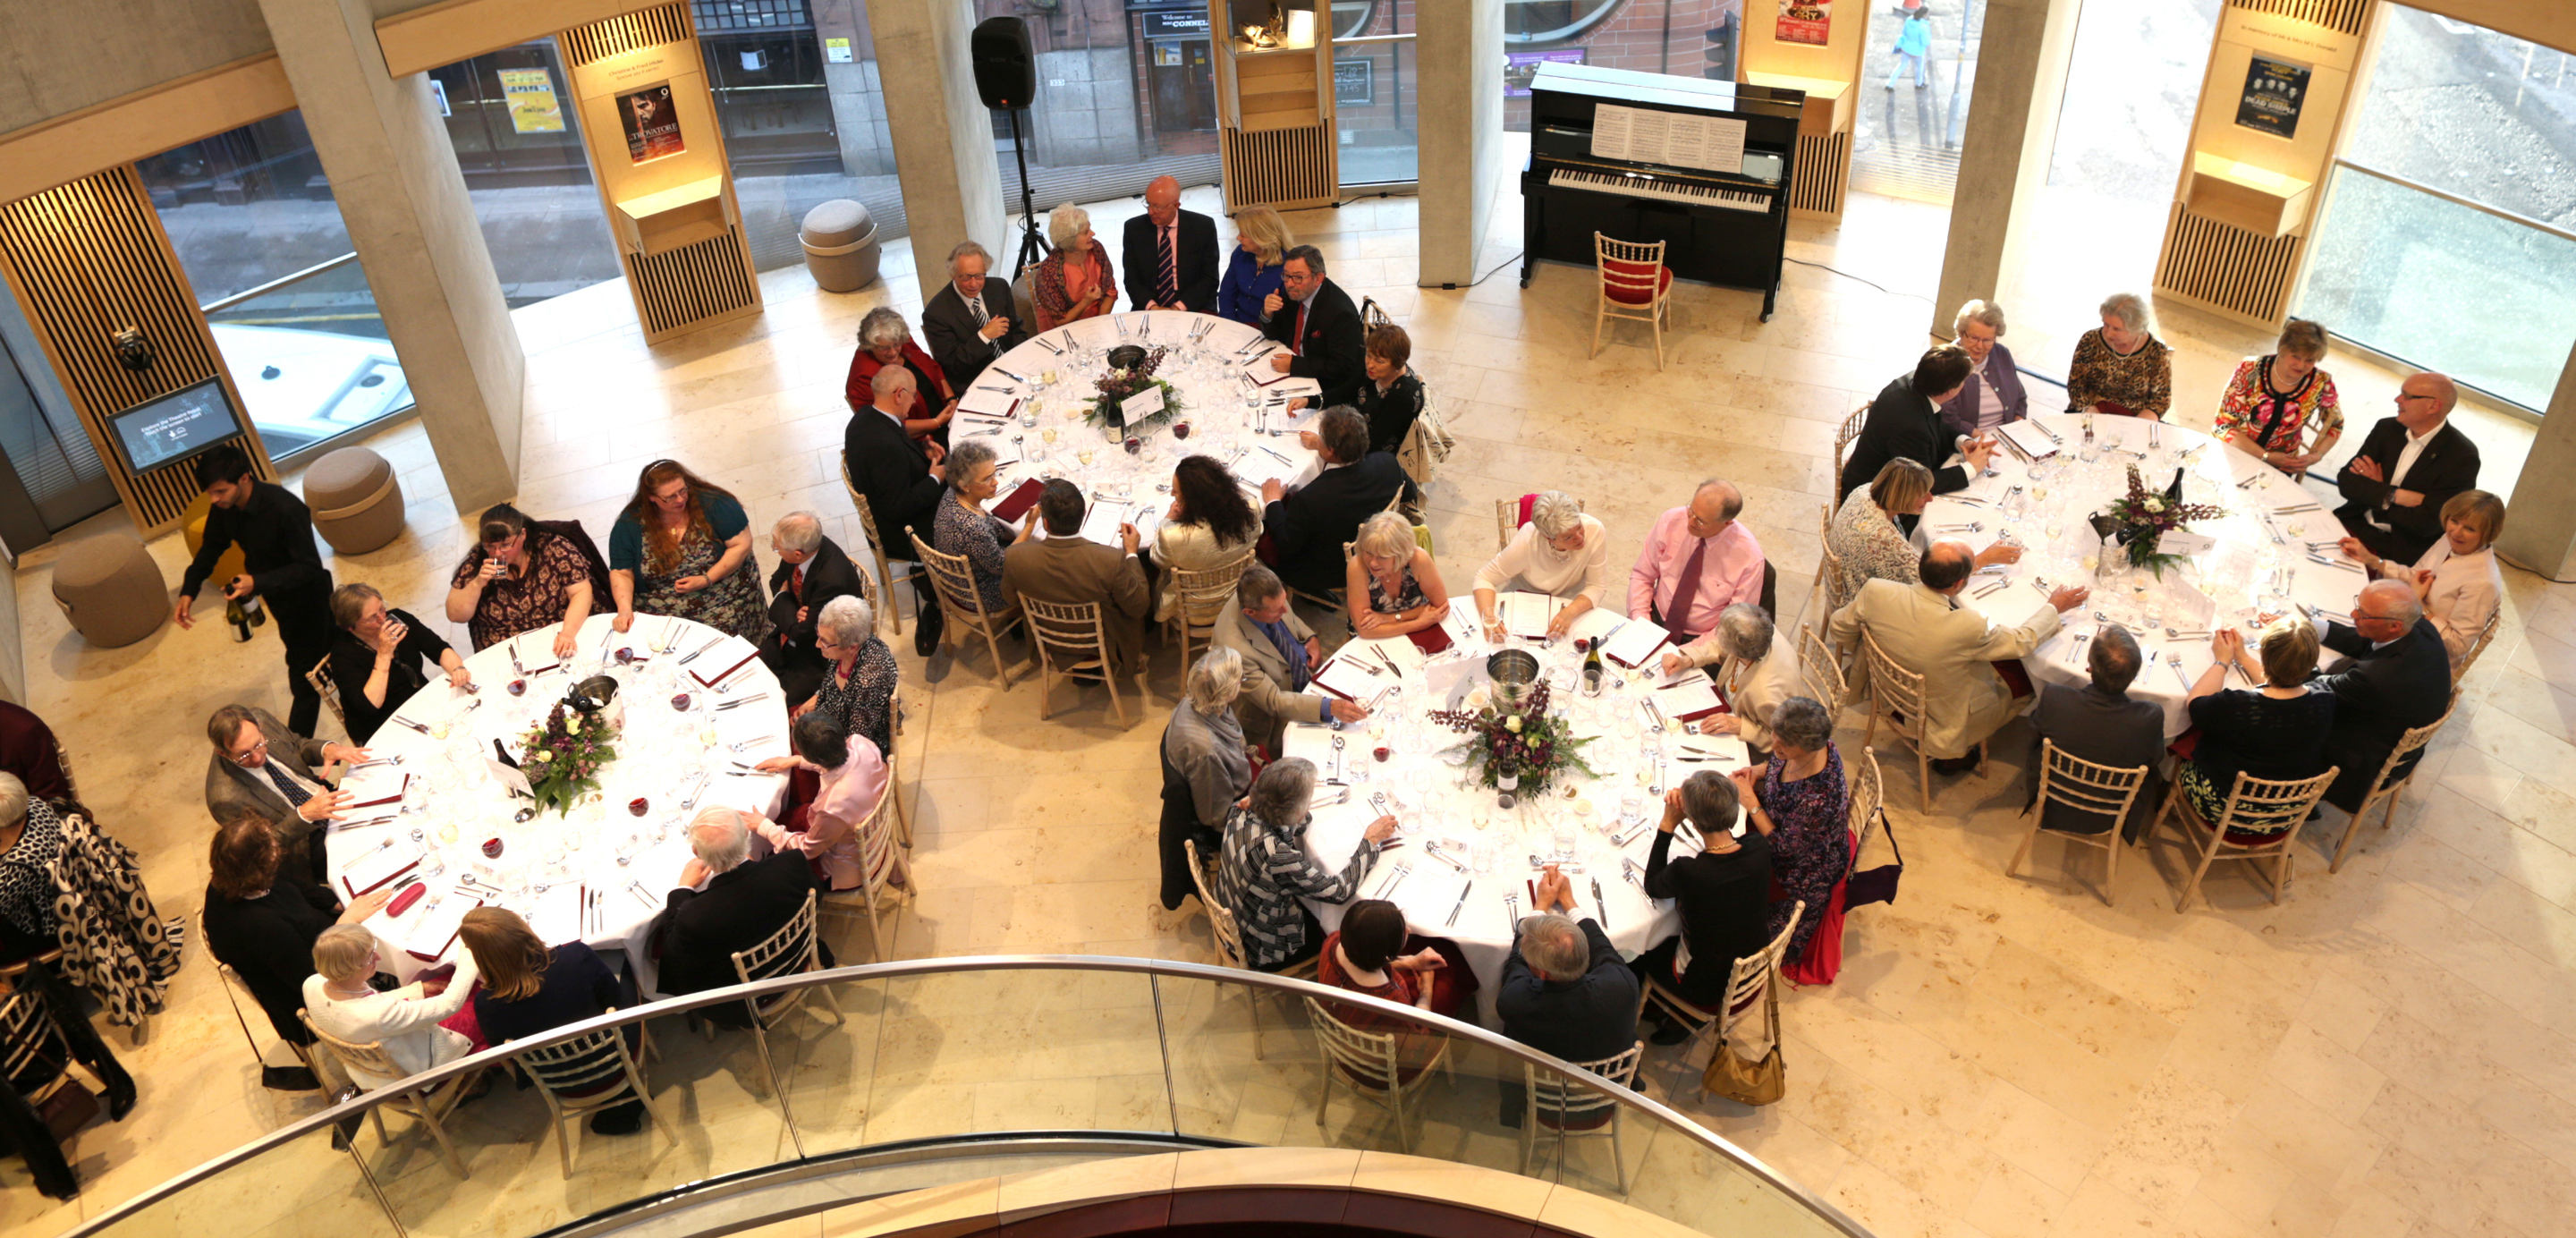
[
  {"xmin": 694, "ymin": 0, "xmax": 907, "ymax": 271},
  {"xmin": 426, "ymin": 42, "xmax": 624, "ymax": 306},
  {"xmin": 976, "ymin": 0, "xmax": 1223, "ymax": 217},
  {"xmin": 1503, "ymin": 0, "xmax": 1742, "ymax": 132},
  {"xmin": 139, "ymin": 113, "xmax": 412, "ymax": 460},
  {"xmin": 2292, "ymin": 4, "xmax": 2576, "ymax": 412},
  {"xmin": 1846, "ymin": 0, "xmax": 1988, "ymax": 205},
  {"xmin": 1335, "ymin": 0, "xmax": 1416, "ymax": 186}
]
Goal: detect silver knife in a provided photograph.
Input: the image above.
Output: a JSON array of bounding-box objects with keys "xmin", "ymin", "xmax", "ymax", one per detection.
[
  {"xmin": 1591, "ymin": 878, "xmax": 1609, "ymax": 930},
  {"xmin": 1445, "ymin": 878, "xmax": 1473, "ymax": 927}
]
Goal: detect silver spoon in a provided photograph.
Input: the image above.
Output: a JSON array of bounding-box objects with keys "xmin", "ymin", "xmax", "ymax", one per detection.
[{"xmin": 2167, "ymin": 651, "xmax": 2191, "ymax": 688}]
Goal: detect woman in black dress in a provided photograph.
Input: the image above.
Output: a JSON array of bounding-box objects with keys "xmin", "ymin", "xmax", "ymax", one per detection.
[
  {"xmin": 200, "ymin": 807, "xmax": 389, "ymax": 1081},
  {"xmin": 2179, "ymin": 622, "xmax": 2336, "ymax": 829},
  {"xmin": 327, "ymin": 583, "xmax": 470, "ymax": 743}
]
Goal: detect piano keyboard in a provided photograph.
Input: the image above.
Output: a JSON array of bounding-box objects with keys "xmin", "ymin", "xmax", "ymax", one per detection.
[{"xmin": 1547, "ymin": 167, "xmax": 1770, "ymax": 213}]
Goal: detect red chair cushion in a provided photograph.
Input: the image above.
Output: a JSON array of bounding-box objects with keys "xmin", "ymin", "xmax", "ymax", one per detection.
[{"xmin": 1601, "ymin": 259, "xmax": 1671, "ymax": 306}]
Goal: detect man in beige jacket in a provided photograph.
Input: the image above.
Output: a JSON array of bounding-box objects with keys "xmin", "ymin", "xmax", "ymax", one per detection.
[
  {"xmin": 1002, "ymin": 481, "xmax": 1152, "ymax": 678},
  {"xmin": 1829, "ymin": 541, "xmax": 2088, "ymax": 771}
]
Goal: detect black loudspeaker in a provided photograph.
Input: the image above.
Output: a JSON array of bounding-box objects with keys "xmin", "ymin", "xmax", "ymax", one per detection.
[{"xmin": 971, "ymin": 18, "xmax": 1037, "ymax": 110}]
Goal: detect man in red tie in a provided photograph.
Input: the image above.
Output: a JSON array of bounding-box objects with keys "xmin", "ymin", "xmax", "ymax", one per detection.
[
  {"xmin": 1121, "ymin": 175, "xmax": 1219, "ymax": 313},
  {"xmin": 1260, "ymin": 245, "xmax": 1367, "ymax": 411},
  {"xmin": 1628, "ymin": 480, "xmax": 1766, "ymax": 644},
  {"xmin": 758, "ymin": 512, "xmax": 867, "ymax": 708}
]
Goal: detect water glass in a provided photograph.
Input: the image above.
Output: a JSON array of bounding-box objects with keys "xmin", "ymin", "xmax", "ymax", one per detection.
[
  {"xmin": 1470, "ymin": 841, "xmax": 1496, "ymax": 875},
  {"xmin": 1552, "ymin": 826, "xmax": 1577, "ymax": 863}
]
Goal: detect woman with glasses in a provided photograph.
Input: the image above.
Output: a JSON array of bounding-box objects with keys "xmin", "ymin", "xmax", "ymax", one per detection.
[
  {"xmin": 799, "ymin": 595, "xmax": 899, "ymax": 760},
  {"xmin": 328, "ymin": 583, "xmax": 469, "ymax": 744},
  {"xmin": 446, "ymin": 503, "xmax": 597, "ymax": 656},
  {"xmin": 608, "ymin": 460, "xmax": 770, "ymax": 643}
]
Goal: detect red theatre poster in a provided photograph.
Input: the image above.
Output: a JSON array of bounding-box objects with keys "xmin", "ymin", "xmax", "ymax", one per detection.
[
  {"xmin": 1776, "ymin": 0, "xmax": 1831, "ymax": 47},
  {"xmin": 618, "ymin": 84, "xmax": 685, "ymax": 164}
]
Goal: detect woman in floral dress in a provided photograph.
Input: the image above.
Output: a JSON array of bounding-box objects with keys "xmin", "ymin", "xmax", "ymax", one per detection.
[{"xmin": 606, "ymin": 460, "xmax": 769, "ymax": 644}]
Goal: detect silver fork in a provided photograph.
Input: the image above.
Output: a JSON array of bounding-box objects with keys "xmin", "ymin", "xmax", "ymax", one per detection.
[{"xmin": 2167, "ymin": 650, "xmax": 2191, "ymax": 688}]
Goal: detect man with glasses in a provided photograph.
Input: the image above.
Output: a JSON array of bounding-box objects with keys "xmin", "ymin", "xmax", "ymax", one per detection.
[
  {"xmin": 2310, "ymin": 578, "xmax": 2451, "ymax": 812},
  {"xmin": 920, "ymin": 241, "xmax": 1026, "ymax": 390},
  {"xmin": 2334, "ymin": 372, "xmax": 2480, "ymax": 564},
  {"xmin": 202, "ymin": 703, "xmax": 367, "ymax": 880},
  {"xmin": 1260, "ymin": 245, "xmax": 1366, "ymax": 411}
]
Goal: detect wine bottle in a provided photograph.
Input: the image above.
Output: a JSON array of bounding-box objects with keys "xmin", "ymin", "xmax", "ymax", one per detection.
[
  {"xmin": 1581, "ymin": 638, "xmax": 1604, "ymax": 696},
  {"xmin": 241, "ymin": 593, "xmax": 267, "ymax": 630},
  {"xmin": 491, "ymin": 737, "xmax": 521, "ymax": 770},
  {"xmin": 224, "ymin": 597, "xmax": 254, "ymax": 642}
]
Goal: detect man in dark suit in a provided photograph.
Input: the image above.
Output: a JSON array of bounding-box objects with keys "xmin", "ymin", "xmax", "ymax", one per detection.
[
  {"xmin": 844, "ymin": 366, "xmax": 949, "ymax": 655},
  {"xmin": 2315, "ymin": 579, "xmax": 2453, "ymax": 812},
  {"xmin": 1002, "ymin": 481, "xmax": 1152, "ymax": 677},
  {"xmin": 2334, "ymin": 372, "xmax": 2479, "ymax": 564},
  {"xmin": 1495, "ymin": 869, "xmax": 1639, "ymax": 1125},
  {"xmin": 2027, "ymin": 624, "xmax": 2166, "ymax": 842},
  {"xmin": 652, "ymin": 808, "xmax": 832, "ymax": 1027},
  {"xmin": 1123, "ymin": 175, "xmax": 1220, "ymax": 313},
  {"xmin": 1260, "ymin": 407, "xmax": 1410, "ymax": 599},
  {"xmin": 920, "ymin": 240, "xmax": 1027, "ymax": 391},
  {"xmin": 759, "ymin": 512, "xmax": 865, "ymax": 707},
  {"xmin": 1838, "ymin": 345, "xmax": 1993, "ymax": 503},
  {"xmin": 1260, "ymin": 245, "xmax": 1367, "ymax": 411}
]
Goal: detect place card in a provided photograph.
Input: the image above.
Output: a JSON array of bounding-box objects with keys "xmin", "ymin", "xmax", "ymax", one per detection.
[
  {"xmin": 1120, "ymin": 384, "xmax": 1164, "ymax": 421},
  {"xmin": 2157, "ymin": 530, "xmax": 2216, "ymax": 556}
]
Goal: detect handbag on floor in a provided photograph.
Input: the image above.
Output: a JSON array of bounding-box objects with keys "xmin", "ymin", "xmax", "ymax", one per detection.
[
  {"xmin": 1704, "ymin": 983, "xmax": 1785, "ymax": 1106},
  {"xmin": 1843, "ymin": 806, "xmax": 1905, "ymax": 908}
]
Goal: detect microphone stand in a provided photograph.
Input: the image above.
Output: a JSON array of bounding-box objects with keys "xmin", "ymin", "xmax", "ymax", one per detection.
[{"xmin": 1004, "ymin": 106, "xmax": 1050, "ymax": 279}]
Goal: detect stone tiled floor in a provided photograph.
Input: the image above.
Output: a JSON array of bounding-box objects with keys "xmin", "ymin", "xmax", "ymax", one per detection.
[{"xmin": 5, "ymin": 182, "xmax": 2572, "ymax": 1238}]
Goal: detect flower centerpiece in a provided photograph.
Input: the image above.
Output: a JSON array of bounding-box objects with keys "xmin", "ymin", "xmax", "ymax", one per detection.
[
  {"xmin": 1084, "ymin": 344, "xmax": 1185, "ymax": 436},
  {"xmin": 1428, "ymin": 677, "xmax": 1597, "ymax": 799},
  {"xmin": 516, "ymin": 701, "xmax": 618, "ymax": 817},
  {"xmin": 2091, "ymin": 463, "xmax": 2227, "ymax": 577}
]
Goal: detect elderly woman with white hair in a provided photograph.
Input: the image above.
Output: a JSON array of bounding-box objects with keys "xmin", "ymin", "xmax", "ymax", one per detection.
[
  {"xmin": 1211, "ymin": 758, "xmax": 1398, "ymax": 971},
  {"xmin": 301, "ymin": 922, "xmax": 483, "ymax": 1091},
  {"xmin": 1665, "ymin": 604, "xmax": 1806, "ymax": 760},
  {"xmin": 799, "ymin": 593, "xmax": 901, "ymax": 759},
  {"xmin": 1159, "ymin": 648, "xmax": 1255, "ymax": 910},
  {"xmin": 843, "ymin": 306, "xmax": 956, "ymax": 445},
  {"xmin": 2064, "ymin": 291, "xmax": 2173, "ymax": 420},
  {"xmin": 1473, "ymin": 491, "xmax": 1610, "ymax": 640},
  {"xmin": 1344, "ymin": 510, "xmax": 1451, "ymax": 643},
  {"xmin": 1031, "ymin": 203, "xmax": 1117, "ymax": 331},
  {"xmin": 931, "ymin": 437, "xmax": 1033, "ymax": 615},
  {"xmin": 1936, "ymin": 299, "xmax": 2029, "ymax": 438}
]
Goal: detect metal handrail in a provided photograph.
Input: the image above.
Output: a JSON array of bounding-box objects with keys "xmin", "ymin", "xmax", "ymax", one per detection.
[
  {"xmin": 2326, "ymin": 157, "xmax": 2576, "ymax": 248},
  {"xmin": 198, "ymin": 251, "xmax": 363, "ymax": 315},
  {"xmin": 55, "ymin": 954, "xmax": 1876, "ymax": 1238}
]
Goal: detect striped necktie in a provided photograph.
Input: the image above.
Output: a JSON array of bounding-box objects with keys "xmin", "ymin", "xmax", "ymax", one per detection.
[{"xmin": 1157, "ymin": 223, "xmax": 1178, "ymax": 305}]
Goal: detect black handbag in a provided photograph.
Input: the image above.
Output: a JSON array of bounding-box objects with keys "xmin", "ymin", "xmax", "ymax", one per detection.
[{"xmin": 1844, "ymin": 807, "xmax": 1905, "ymax": 908}]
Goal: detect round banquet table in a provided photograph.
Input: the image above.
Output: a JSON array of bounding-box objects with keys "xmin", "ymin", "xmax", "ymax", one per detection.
[
  {"xmin": 323, "ymin": 613, "xmax": 793, "ymax": 991},
  {"xmin": 955, "ymin": 311, "xmax": 1325, "ymax": 526},
  {"xmin": 1285, "ymin": 616, "xmax": 1754, "ymax": 1024},
  {"xmin": 1916, "ymin": 411, "xmax": 2370, "ymax": 737}
]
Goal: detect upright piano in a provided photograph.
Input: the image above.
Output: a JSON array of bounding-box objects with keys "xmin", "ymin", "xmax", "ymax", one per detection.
[{"xmin": 1520, "ymin": 62, "xmax": 1803, "ymax": 320}]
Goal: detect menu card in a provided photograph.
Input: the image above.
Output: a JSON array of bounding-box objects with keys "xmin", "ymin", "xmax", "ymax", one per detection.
[
  {"xmin": 527, "ymin": 882, "xmax": 587, "ymax": 948},
  {"xmin": 1996, "ymin": 420, "xmax": 2059, "ymax": 462},
  {"xmin": 1597, "ymin": 620, "xmax": 1673, "ymax": 669},
  {"xmin": 689, "ymin": 635, "xmax": 761, "ymax": 689},
  {"xmin": 339, "ymin": 768, "xmax": 410, "ymax": 810},
  {"xmin": 1652, "ymin": 668, "xmax": 1724, "ymax": 719},
  {"xmin": 338, "ymin": 838, "xmax": 422, "ymax": 897},
  {"xmin": 1496, "ymin": 591, "xmax": 1568, "ymax": 640},
  {"xmin": 387, "ymin": 886, "xmax": 482, "ymax": 961}
]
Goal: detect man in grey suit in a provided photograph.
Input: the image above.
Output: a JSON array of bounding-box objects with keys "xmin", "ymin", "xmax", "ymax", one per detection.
[
  {"xmin": 920, "ymin": 241, "xmax": 1028, "ymax": 391},
  {"xmin": 1210, "ymin": 564, "xmax": 1368, "ymax": 752},
  {"xmin": 1002, "ymin": 481, "xmax": 1153, "ymax": 679},
  {"xmin": 204, "ymin": 703, "xmax": 367, "ymax": 880},
  {"xmin": 2026, "ymin": 624, "xmax": 2166, "ymax": 841}
]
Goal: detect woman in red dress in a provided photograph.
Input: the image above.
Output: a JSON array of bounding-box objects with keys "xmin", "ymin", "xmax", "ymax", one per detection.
[
  {"xmin": 1314, "ymin": 900, "xmax": 1478, "ymax": 1084},
  {"xmin": 843, "ymin": 307, "xmax": 956, "ymax": 447}
]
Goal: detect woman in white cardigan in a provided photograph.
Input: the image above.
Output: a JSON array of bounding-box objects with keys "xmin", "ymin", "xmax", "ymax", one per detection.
[
  {"xmin": 301, "ymin": 922, "xmax": 481, "ymax": 1091},
  {"xmin": 1665, "ymin": 604, "xmax": 1805, "ymax": 759},
  {"xmin": 2339, "ymin": 488, "xmax": 2504, "ymax": 665},
  {"xmin": 1472, "ymin": 491, "xmax": 1612, "ymax": 638}
]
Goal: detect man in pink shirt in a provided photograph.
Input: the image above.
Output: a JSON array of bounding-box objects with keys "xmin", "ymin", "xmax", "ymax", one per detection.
[{"xmin": 1628, "ymin": 479, "xmax": 1766, "ymax": 643}]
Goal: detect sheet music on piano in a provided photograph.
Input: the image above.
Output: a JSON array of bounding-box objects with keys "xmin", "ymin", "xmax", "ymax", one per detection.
[{"xmin": 1587, "ymin": 103, "xmax": 1748, "ymax": 174}]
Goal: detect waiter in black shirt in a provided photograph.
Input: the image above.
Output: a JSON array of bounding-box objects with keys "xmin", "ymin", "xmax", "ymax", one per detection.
[{"xmin": 176, "ymin": 444, "xmax": 335, "ymax": 735}]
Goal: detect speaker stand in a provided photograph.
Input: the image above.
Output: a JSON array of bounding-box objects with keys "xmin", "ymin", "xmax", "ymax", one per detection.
[{"xmin": 1004, "ymin": 108, "xmax": 1049, "ymax": 280}]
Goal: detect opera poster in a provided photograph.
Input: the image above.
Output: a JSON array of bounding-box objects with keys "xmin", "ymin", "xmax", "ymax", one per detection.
[
  {"xmin": 2235, "ymin": 55, "xmax": 2310, "ymax": 140},
  {"xmin": 497, "ymin": 68, "xmax": 563, "ymax": 134},
  {"xmin": 1777, "ymin": 0, "xmax": 1831, "ymax": 47},
  {"xmin": 618, "ymin": 83, "xmax": 686, "ymax": 164}
]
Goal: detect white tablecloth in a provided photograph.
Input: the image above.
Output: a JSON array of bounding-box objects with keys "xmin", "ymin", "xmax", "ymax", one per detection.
[
  {"xmin": 323, "ymin": 614, "xmax": 793, "ymax": 985},
  {"xmin": 1919, "ymin": 412, "xmax": 2368, "ymax": 736},
  {"xmin": 1287, "ymin": 609, "xmax": 1750, "ymax": 1022},
  {"xmin": 967, "ymin": 312, "xmax": 1324, "ymax": 521}
]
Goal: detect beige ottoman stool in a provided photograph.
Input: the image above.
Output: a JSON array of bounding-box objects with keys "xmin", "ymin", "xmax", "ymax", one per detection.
[
  {"xmin": 52, "ymin": 533, "xmax": 166, "ymax": 648},
  {"xmin": 304, "ymin": 447, "xmax": 404, "ymax": 555}
]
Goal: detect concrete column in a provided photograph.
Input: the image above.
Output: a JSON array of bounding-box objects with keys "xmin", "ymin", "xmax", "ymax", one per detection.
[
  {"xmin": 1929, "ymin": 0, "xmax": 2084, "ymax": 338},
  {"xmin": 253, "ymin": 0, "xmax": 524, "ymax": 513},
  {"xmin": 2499, "ymin": 340, "xmax": 2576, "ymax": 581},
  {"xmin": 866, "ymin": 0, "xmax": 1008, "ymax": 294},
  {"xmin": 1416, "ymin": 0, "xmax": 1504, "ymax": 287}
]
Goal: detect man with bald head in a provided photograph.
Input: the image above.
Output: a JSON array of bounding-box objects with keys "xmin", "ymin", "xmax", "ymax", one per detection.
[
  {"xmin": 2310, "ymin": 577, "xmax": 2452, "ymax": 812},
  {"xmin": 1832, "ymin": 540, "xmax": 2088, "ymax": 777},
  {"xmin": 2334, "ymin": 371, "xmax": 2479, "ymax": 564},
  {"xmin": 1122, "ymin": 175, "xmax": 1218, "ymax": 313},
  {"xmin": 1630, "ymin": 479, "xmax": 1766, "ymax": 644}
]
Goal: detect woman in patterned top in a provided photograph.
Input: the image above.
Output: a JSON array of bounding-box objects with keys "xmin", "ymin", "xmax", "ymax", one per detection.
[
  {"xmin": 1344, "ymin": 511, "xmax": 1449, "ymax": 642},
  {"xmin": 0, "ymin": 774, "xmax": 65, "ymax": 964},
  {"xmin": 1030, "ymin": 204, "xmax": 1116, "ymax": 331},
  {"xmin": 2215, "ymin": 318, "xmax": 2343, "ymax": 475},
  {"xmin": 1828, "ymin": 459, "xmax": 2020, "ymax": 601},
  {"xmin": 1725, "ymin": 697, "xmax": 1849, "ymax": 960},
  {"xmin": 929, "ymin": 437, "xmax": 1031, "ymax": 615},
  {"xmin": 608, "ymin": 460, "xmax": 770, "ymax": 643},
  {"xmin": 447, "ymin": 504, "xmax": 597, "ymax": 655},
  {"xmin": 1211, "ymin": 758, "xmax": 1397, "ymax": 971},
  {"xmin": 2064, "ymin": 291, "xmax": 2173, "ymax": 420},
  {"xmin": 798, "ymin": 595, "xmax": 899, "ymax": 760}
]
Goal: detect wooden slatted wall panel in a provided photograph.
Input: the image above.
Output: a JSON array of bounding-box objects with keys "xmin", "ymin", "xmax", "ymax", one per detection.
[
  {"xmin": 0, "ymin": 167, "xmax": 267, "ymax": 531},
  {"xmin": 1790, "ymin": 131, "xmax": 1848, "ymax": 217},
  {"xmin": 1221, "ymin": 125, "xmax": 1336, "ymax": 211},
  {"xmin": 626, "ymin": 227, "xmax": 758, "ymax": 336},
  {"xmin": 2157, "ymin": 204, "xmax": 2303, "ymax": 323},
  {"xmin": 558, "ymin": 2, "xmax": 692, "ymax": 65},
  {"xmin": 2229, "ymin": 0, "xmax": 2368, "ymax": 38}
]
